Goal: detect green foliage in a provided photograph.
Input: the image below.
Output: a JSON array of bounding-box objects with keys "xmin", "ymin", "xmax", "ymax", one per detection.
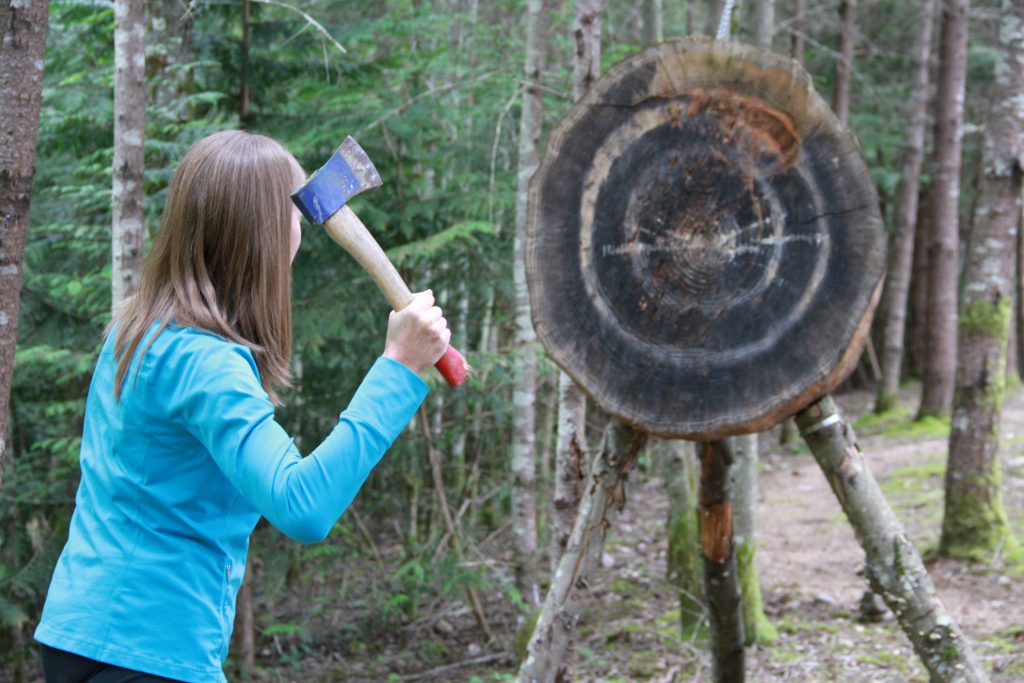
[{"xmin": 10, "ymin": 0, "xmax": 1021, "ymax": 678}]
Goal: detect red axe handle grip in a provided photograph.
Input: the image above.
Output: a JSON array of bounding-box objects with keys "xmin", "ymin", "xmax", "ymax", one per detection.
[{"xmin": 322, "ymin": 206, "xmax": 469, "ymax": 388}]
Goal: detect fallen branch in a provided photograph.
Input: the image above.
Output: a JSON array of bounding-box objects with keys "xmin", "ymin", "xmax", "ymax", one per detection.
[{"xmin": 385, "ymin": 652, "xmax": 511, "ymax": 682}]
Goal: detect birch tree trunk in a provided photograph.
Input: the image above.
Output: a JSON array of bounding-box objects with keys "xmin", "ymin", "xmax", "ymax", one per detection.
[
  {"xmin": 939, "ymin": 0, "xmax": 1024, "ymax": 565},
  {"xmin": 875, "ymin": 0, "xmax": 937, "ymax": 412},
  {"xmin": 796, "ymin": 397, "xmax": 988, "ymax": 683},
  {"xmin": 113, "ymin": 0, "xmax": 146, "ymax": 309},
  {"xmin": 519, "ymin": 422, "xmax": 647, "ymax": 683},
  {"xmin": 550, "ymin": 371, "xmax": 586, "ymax": 576},
  {"xmin": 512, "ymin": 0, "xmax": 551, "ymax": 610},
  {"xmin": 0, "ymin": 0, "xmax": 49, "ymax": 477},
  {"xmin": 550, "ymin": 0, "xmax": 601, "ymax": 574},
  {"xmin": 919, "ymin": 0, "xmax": 970, "ymax": 419},
  {"xmin": 833, "ymin": 0, "xmax": 856, "ymax": 127}
]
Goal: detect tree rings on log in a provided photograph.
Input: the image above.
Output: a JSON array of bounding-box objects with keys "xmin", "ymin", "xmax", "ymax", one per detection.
[{"xmin": 526, "ymin": 38, "xmax": 885, "ymax": 439}]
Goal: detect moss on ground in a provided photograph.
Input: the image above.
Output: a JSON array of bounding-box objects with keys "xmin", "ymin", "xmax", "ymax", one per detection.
[{"xmin": 854, "ymin": 405, "xmax": 914, "ymax": 434}]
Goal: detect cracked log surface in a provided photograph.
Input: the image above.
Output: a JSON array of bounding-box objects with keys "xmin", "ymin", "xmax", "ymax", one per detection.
[
  {"xmin": 796, "ymin": 396, "xmax": 988, "ymax": 683},
  {"xmin": 526, "ymin": 37, "xmax": 885, "ymax": 439}
]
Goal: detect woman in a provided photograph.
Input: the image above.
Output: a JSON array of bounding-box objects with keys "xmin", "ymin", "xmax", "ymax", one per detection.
[{"xmin": 34, "ymin": 130, "xmax": 450, "ymax": 682}]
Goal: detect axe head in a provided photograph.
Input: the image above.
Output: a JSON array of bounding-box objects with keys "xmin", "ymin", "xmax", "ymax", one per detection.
[{"xmin": 291, "ymin": 136, "xmax": 383, "ymax": 225}]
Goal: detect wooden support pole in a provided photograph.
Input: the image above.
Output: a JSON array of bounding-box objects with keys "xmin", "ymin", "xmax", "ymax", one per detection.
[
  {"xmin": 518, "ymin": 421, "xmax": 647, "ymax": 683},
  {"xmin": 699, "ymin": 440, "xmax": 745, "ymax": 683},
  {"xmin": 795, "ymin": 396, "xmax": 988, "ymax": 683}
]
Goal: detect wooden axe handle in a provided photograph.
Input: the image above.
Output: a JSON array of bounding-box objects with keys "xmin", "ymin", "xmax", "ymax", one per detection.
[{"xmin": 322, "ymin": 205, "xmax": 468, "ymax": 388}]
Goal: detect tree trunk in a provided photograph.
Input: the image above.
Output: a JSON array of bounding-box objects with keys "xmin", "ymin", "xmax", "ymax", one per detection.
[
  {"xmin": 518, "ymin": 422, "xmax": 647, "ymax": 683},
  {"xmin": 233, "ymin": 573, "xmax": 256, "ymax": 676},
  {"xmin": 939, "ymin": 0, "xmax": 1023, "ymax": 565},
  {"xmin": 550, "ymin": 372, "xmax": 586, "ymax": 575},
  {"xmin": 875, "ymin": 0, "xmax": 937, "ymax": 413},
  {"xmin": 751, "ymin": 0, "xmax": 773, "ymax": 50},
  {"xmin": 700, "ymin": 440, "xmax": 745, "ymax": 682},
  {"xmin": 833, "ymin": 0, "xmax": 856, "ymax": 127},
  {"xmin": 549, "ymin": 0, "xmax": 601, "ymax": 578},
  {"xmin": 240, "ymin": 0, "xmax": 251, "ymax": 122},
  {"xmin": 702, "ymin": 0, "xmax": 722, "ymax": 38},
  {"xmin": 512, "ymin": 0, "xmax": 550, "ymax": 610},
  {"xmin": 918, "ymin": 0, "xmax": 970, "ymax": 419},
  {"xmin": 910, "ymin": 183, "xmax": 933, "ymax": 378},
  {"xmin": 113, "ymin": 0, "xmax": 146, "ymax": 309},
  {"xmin": 795, "ymin": 397, "xmax": 988, "ymax": 683},
  {"xmin": 789, "ymin": 0, "xmax": 804, "ymax": 64},
  {"xmin": 664, "ymin": 440, "xmax": 702, "ymax": 634},
  {"xmin": 0, "ymin": 0, "xmax": 49, "ymax": 477},
  {"xmin": 729, "ymin": 433, "xmax": 776, "ymax": 646},
  {"xmin": 146, "ymin": 0, "xmax": 194, "ymax": 117},
  {"xmin": 642, "ymin": 0, "xmax": 662, "ymax": 45}
]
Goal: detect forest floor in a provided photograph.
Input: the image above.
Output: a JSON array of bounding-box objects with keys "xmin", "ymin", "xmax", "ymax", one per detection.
[{"xmin": 256, "ymin": 381, "xmax": 1024, "ymax": 683}]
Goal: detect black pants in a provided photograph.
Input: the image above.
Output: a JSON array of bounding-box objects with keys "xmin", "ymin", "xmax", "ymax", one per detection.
[{"xmin": 40, "ymin": 645, "xmax": 184, "ymax": 683}]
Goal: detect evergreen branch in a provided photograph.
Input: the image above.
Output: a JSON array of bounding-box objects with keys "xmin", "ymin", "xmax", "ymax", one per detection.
[
  {"xmin": 356, "ymin": 70, "xmax": 503, "ymax": 136},
  {"xmin": 248, "ymin": 0, "xmax": 346, "ymax": 54}
]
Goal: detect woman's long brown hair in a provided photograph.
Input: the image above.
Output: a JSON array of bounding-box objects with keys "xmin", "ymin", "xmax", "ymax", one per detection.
[{"xmin": 112, "ymin": 130, "xmax": 303, "ymax": 405}]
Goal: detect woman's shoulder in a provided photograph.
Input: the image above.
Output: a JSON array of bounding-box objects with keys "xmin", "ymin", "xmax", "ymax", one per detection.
[{"xmin": 144, "ymin": 323, "xmax": 261, "ymax": 382}]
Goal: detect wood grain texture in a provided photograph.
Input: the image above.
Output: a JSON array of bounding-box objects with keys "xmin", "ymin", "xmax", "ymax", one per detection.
[{"xmin": 526, "ymin": 38, "xmax": 885, "ymax": 439}]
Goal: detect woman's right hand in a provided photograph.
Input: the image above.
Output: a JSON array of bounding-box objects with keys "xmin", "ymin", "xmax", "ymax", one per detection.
[{"xmin": 383, "ymin": 291, "xmax": 451, "ymax": 375}]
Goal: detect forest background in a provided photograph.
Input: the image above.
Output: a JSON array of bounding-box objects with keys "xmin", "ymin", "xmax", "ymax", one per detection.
[{"xmin": 1, "ymin": 0, "xmax": 1023, "ymax": 681}]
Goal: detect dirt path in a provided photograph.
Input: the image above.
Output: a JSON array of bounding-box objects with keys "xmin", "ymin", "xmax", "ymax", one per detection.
[{"xmin": 570, "ymin": 386, "xmax": 1024, "ymax": 682}]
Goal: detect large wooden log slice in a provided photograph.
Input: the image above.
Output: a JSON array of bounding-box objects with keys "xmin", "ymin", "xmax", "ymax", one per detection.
[{"xmin": 526, "ymin": 38, "xmax": 885, "ymax": 439}]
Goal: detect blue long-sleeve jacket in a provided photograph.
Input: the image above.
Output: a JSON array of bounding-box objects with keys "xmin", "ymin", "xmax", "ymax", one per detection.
[{"xmin": 34, "ymin": 324, "xmax": 427, "ymax": 681}]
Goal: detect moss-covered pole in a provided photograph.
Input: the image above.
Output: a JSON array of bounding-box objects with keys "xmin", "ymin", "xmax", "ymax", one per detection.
[
  {"xmin": 795, "ymin": 397, "xmax": 988, "ymax": 683},
  {"xmin": 518, "ymin": 421, "xmax": 647, "ymax": 683},
  {"xmin": 699, "ymin": 440, "xmax": 745, "ymax": 682}
]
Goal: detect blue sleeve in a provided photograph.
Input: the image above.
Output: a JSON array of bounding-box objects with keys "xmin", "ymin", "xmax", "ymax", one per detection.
[{"xmin": 170, "ymin": 346, "xmax": 428, "ymax": 543}]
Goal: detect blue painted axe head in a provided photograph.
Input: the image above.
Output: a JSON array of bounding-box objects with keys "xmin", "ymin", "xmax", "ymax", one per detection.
[{"xmin": 291, "ymin": 136, "xmax": 383, "ymax": 225}]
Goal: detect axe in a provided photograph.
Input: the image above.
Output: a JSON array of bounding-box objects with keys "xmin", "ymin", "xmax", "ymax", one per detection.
[{"xmin": 291, "ymin": 137, "xmax": 468, "ymax": 388}]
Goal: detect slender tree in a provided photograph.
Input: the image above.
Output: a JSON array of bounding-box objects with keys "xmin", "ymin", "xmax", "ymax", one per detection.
[
  {"xmin": 918, "ymin": 0, "xmax": 970, "ymax": 418},
  {"xmin": 0, "ymin": 0, "xmax": 50, "ymax": 478},
  {"xmin": 664, "ymin": 440, "xmax": 702, "ymax": 633},
  {"xmin": 146, "ymin": 0, "xmax": 194, "ymax": 116},
  {"xmin": 512, "ymin": 0, "xmax": 551, "ymax": 609},
  {"xmin": 939, "ymin": 0, "xmax": 1024, "ymax": 565},
  {"xmin": 730, "ymin": 0, "xmax": 776, "ymax": 648},
  {"xmin": 875, "ymin": 0, "xmax": 937, "ymax": 412},
  {"xmin": 789, "ymin": 0, "xmax": 804, "ymax": 64},
  {"xmin": 550, "ymin": 0, "xmax": 601, "ymax": 575},
  {"xmin": 113, "ymin": 0, "xmax": 146, "ymax": 308},
  {"xmin": 833, "ymin": 0, "xmax": 856, "ymax": 127},
  {"xmin": 751, "ymin": 0, "xmax": 773, "ymax": 50},
  {"xmin": 642, "ymin": 0, "xmax": 662, "ymax": 45}
]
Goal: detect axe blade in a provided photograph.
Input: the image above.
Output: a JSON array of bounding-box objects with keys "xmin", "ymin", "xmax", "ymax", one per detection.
[{"xmin": 291, "ymin": 136, "xmax": 383, "ymax": 225}]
